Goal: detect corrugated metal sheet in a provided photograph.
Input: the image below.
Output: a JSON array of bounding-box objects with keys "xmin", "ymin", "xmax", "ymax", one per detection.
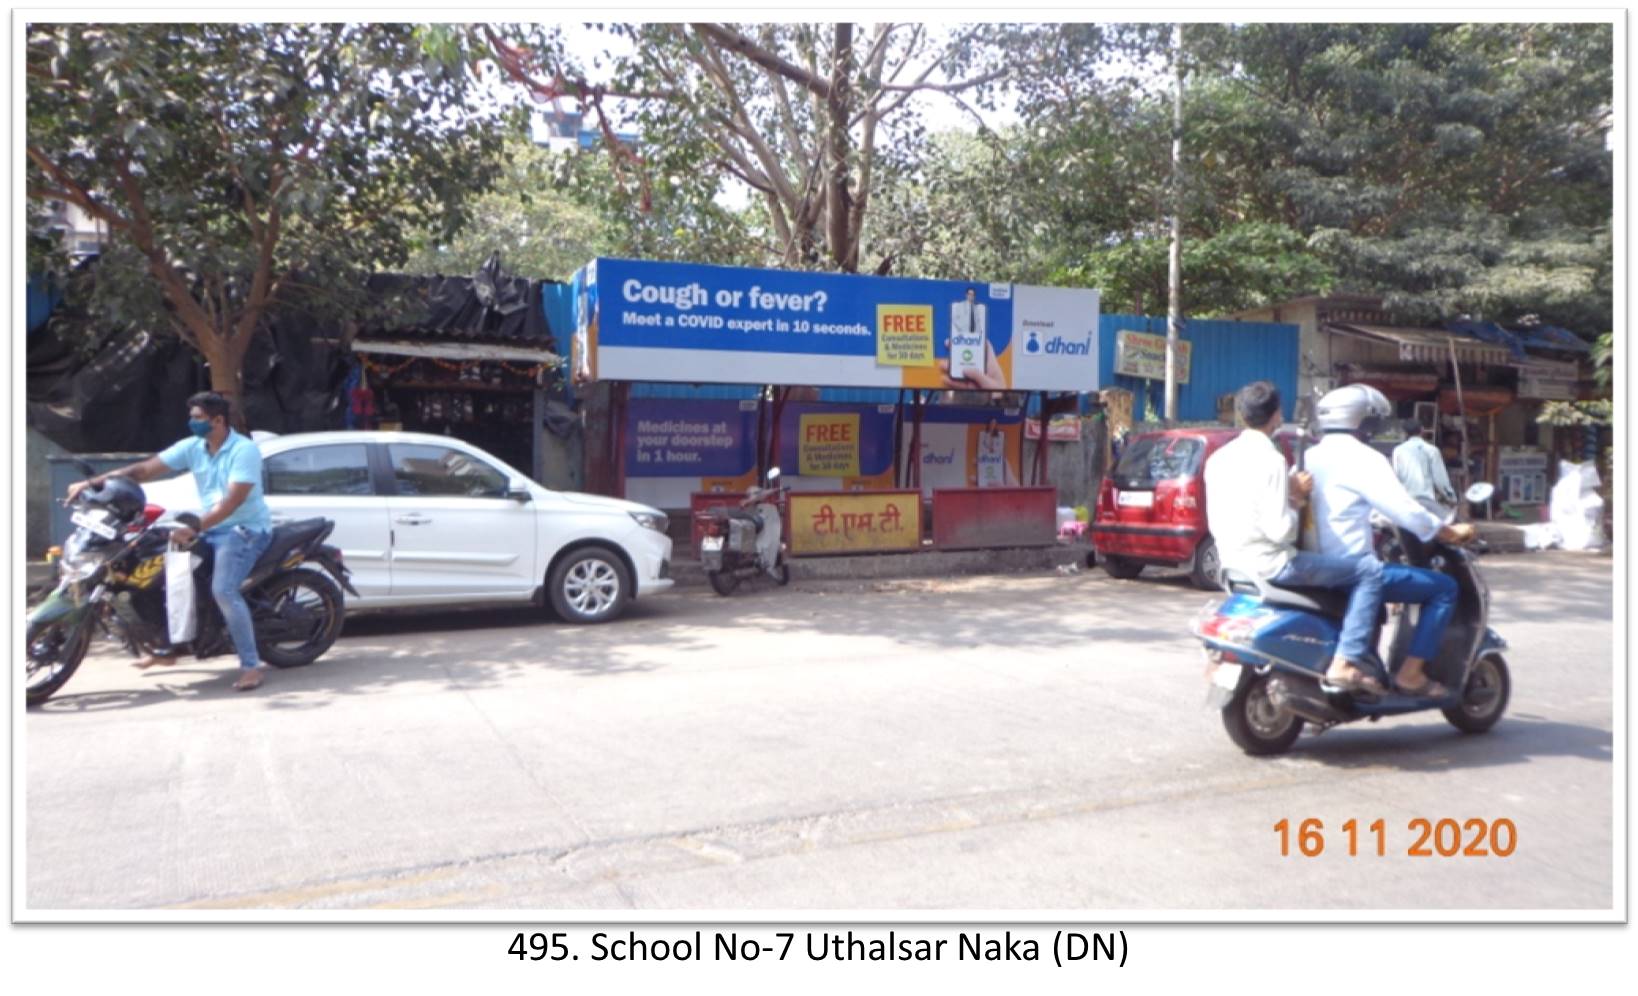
[
  {"xmin": 818, "ymin": 387, "xmax": 901, "ymax": 404},
  {"xmin": 630, "ymin": 382, "xmax": 761, "ymax": 400},
  {"xmin": 1099, "ymin": 314, "xmax": 1299, "ymax": 423}
]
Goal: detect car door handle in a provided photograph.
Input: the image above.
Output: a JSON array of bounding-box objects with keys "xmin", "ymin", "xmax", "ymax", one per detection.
[{"xmin": 395, "ymin": 514, "xmax": 432, "ymax": 526}]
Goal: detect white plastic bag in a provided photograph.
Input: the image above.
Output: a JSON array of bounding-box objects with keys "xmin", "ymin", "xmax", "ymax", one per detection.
[
  {"xmin": 165, "ymin": 548, "xmax": 199, "ymax": 643},
  {"xmin": 1551, "ymin": 460, "xmax": 1608, "ymax": 552}
]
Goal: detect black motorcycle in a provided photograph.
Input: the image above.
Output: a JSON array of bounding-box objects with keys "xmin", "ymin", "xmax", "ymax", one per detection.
[{"xmin": 25, "ymin": 472, "xmax": 357, "ymax": 706}]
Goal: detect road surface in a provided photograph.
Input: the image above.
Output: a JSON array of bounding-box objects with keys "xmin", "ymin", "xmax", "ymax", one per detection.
[{"xmin": 23, "ymin": 552, "xmax": 1615, "ymax": 912}]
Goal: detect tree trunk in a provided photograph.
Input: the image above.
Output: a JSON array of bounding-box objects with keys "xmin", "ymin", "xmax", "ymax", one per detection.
[
  {"xmin": 826, "ymin": 23, "xmax": 855, "ymax": 272},
  {"xmin": 200, "ymin": 329, "xmax": 252, "ymax": 430}
]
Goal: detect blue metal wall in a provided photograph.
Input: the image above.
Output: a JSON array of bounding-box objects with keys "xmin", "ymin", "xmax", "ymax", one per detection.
[{"xmin": 1099, "ymin": 314, "xmax": 1299, "ymax": 423}]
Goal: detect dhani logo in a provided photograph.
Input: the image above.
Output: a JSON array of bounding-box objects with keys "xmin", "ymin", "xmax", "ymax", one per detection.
[
  {"xmin": 1043, "ymin": 334, "xmax": 1093, "ymax": 356},
  {"xmin": 922, "ymin": 449, "xmax": 957, "ymax": 465}
]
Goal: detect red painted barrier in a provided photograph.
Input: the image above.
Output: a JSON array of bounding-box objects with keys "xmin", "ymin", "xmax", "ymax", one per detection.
[{"xmin": 932, "ymin": 486, "xmax": 1058, "ymax": 550}]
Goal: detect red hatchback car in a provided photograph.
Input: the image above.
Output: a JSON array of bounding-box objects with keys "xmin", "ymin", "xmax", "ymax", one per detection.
[{"xmin": 1092, "ymin": 426, "xmax": 1305, "ymax": 590}]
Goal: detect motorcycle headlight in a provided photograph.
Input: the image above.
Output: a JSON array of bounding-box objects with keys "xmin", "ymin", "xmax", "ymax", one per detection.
[
  {"xmin": 58, "ymin": 541, "xmax": 108, "ymax": 583},
  {"xmin": 629, "ymin": 511, "xmax": 669, "ymax": 534}
]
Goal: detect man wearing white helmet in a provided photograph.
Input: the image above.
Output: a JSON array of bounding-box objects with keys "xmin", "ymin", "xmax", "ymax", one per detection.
[
  {"xmin": 1306, "ymin": 384, "xmax": 1477, "ymax": 698},
  {"xmin": 1205, "ymin": 381, "xmax": 1387, "ymax": 695}
]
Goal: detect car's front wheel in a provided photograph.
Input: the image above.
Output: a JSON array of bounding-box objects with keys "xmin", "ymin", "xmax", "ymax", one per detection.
[{"xmin": 548, "ymin": 547, "xmax": 631, "ymax": 624}]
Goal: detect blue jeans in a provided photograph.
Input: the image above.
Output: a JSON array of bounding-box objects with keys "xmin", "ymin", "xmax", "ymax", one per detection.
[
  {"xmin": 1269, "ymin": 552, "xmax": 1385, "ymax": 663},
  {"xmin": 1379, "ymin": 563, "xmax": 1459, "ymax": 663},
  {"xmin": 204, "ymin": 526, "xmax": 271, "ymax": 669}
]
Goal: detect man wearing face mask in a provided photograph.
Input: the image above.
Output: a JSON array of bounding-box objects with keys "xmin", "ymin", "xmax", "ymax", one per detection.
[{"xmin": 64, "ymin": 392, "xmax": 273, "ymax": 690}]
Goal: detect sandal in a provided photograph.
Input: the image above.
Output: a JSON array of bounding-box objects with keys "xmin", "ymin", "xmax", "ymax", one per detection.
[
  {"xmin": 132, "ymin": 655, "xmax": 180, "ymax": 670},
  {"xmin": 1322, "ymin": 664, "xmax": 1387, "ymax": 696},
  {"xmin": 233, "ymin": 667, "xmax": 268, "ymax": 692},
  {"xmin": 1393, "ymin": 674, "xmax": 1450, "ymax": 699}
]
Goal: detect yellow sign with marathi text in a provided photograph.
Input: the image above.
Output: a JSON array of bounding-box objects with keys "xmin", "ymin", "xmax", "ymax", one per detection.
[
  {"xmin": 788, "ymin": 491, "xmax": 922, "ymax": 556},
  {"xmin": 875, "ymin": 304, "xmax": 935, "ymax": 367}
]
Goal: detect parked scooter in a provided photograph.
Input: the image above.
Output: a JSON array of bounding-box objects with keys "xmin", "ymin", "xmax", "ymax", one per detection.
[
  {"xmin": 25, "ymin": 468, "xmax": 356, "ymax": 706},
  {"xmin": 1194, "ymin": 482, "xmax": 1509, "ymax": 755},
  {"xmin": 698, "ymin": 468, "xmax": 790, "ymax": 595}
]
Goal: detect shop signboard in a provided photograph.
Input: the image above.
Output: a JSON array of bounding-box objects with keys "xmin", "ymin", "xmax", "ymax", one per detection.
[
  {"xmin": 787, "ymin": 491, "xmax": 923, "ymax": 556},
  {"xmin": 1113, "ymin": 329, "xmax": 1191, "ymax": 384},
  {"xmin": 1499, "ymin": 447, "xmax": 1549, "ymax": 505},
  {"xmin": 1025, "ymin": 414, "xmax": 1082, "ymax": 441},
  {"xmin": 1516, "ymin": 359, "xmax": 1580, "ymax": 401},
  {"xmin": 572, "ymin": 257, "xmax": 1099, "ymax": 392}
]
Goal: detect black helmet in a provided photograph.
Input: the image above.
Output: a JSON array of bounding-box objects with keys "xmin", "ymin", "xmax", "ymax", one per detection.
[{"xmin": 82, "ymin": 476, "xmax": 147, "ymax": 522}]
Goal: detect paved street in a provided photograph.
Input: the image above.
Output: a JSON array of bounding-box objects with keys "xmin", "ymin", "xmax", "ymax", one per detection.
[{"xmin": 24, "ymin": 552, "xmax": 1615, "ymax": 912}]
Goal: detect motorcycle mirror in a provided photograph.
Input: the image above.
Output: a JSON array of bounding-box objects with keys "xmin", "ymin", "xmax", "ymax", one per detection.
[
  {"xmin": 1465, "ymin": 482, "xmax": 1495, "ymax": 505},
  {"xmin": 766, "ymin": 467, "xmax": 782, "ymax": 483}
]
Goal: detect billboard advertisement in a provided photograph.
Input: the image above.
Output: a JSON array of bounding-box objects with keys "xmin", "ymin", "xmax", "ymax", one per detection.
[
  {"xmin": 623, "ymin": 399, "xmax": 1026, "ymax": 508},
  {"xmin": 576, "ymin": 257, "xmax": 1098, "ymax": 392}
]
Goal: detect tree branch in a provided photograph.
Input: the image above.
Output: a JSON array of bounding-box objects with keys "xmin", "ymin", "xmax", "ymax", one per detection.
[
  {"xmin": 691, "ymin": 22, "xmax": 832, "ymax": 100},
  {"xmin": 25, "ymin": 148, "xmax": 130, "ymax": 229}
]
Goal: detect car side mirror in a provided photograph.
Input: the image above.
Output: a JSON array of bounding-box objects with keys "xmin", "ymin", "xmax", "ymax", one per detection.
[{"xmin": 506, "ymin": 485, "xmax": 532, "ymax": 503}]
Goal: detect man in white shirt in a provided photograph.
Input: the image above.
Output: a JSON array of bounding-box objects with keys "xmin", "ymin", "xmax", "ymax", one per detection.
[
  {"xmin": 1307, "ymin": 385, "xmax": 1475, "ymax": 698},
  {"xmin": 1393, "ymin": 418, "xmax": 1457, "ymax": 518},
  {"xmin": 1204, "ymin": 381, "xmax": 1387, "ymax": 694}
]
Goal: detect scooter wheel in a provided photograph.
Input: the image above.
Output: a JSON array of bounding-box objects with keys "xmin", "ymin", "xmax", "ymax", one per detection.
[
  {"xmin": 1442, "ymin": 653, "xmax": 1510, "ymax": 734},
  {"xmin": 1223, "ymin": 672, "xmax": 1304, "ymax": 756},
  {"xmin": 771, "ymin": 561, "xmax": 791, "ymax": 586},
  {"xmin": 707, "ymin": 570, "xmax": 741, "ymax": 596}
]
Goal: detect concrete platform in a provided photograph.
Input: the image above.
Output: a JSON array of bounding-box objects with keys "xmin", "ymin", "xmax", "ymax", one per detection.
[{"xmin": 671, "ymin": 542, "xmax": 1093, "ymax": 588}]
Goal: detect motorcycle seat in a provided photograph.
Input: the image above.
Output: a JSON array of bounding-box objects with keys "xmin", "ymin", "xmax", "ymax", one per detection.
[
  {"xmin": 1256, "ymin": 581, "xmax": 1352, "ymax": 619},
  {"xmin": 249, "ymin": 518, "xmax": 333, "ymax": 575}
]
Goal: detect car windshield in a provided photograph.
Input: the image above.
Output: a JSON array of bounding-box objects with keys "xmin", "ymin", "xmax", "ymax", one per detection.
[{"xmin": 1112, "ymin": 435, "xmax": 1205, "ymax": 488}]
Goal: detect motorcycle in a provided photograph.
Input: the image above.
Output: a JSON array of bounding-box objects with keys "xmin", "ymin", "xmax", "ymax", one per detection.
[
  {"xmin": 1194, "ymin": 482, "xmax": 1509, "ymax": 755},
  {"xmin": 25, "ymin": 469, "xmax": 358, "ymax": 706},
  {"xmin": 697, "ymin": 467, "xmax": 790, "ymax": 596}
]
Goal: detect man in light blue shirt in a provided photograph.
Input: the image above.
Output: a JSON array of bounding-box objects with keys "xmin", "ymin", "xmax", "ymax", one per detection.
[
  {"xmin": 65, "ymin": 392, "xmax": 274, "ymax": 689},
  {"xmin": 1392, "ymin": 418, "xmax": 1457, "ymax": 519}
]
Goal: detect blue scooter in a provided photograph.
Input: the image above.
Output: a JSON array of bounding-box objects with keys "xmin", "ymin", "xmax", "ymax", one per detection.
[{"xmin": 1194, "ymin": 484, "xmax": 1510, "ymax": 756}]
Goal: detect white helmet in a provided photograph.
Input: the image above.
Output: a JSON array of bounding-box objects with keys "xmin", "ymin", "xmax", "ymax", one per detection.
[{"xmin": 1315, "ymin": 384, "xmax": 1393, "ymax": 436}]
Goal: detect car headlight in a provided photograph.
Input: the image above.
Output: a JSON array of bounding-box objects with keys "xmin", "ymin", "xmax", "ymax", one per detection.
[{"xmin": 629, "ymin": 511, "xmax": 669, "ymax": 534}]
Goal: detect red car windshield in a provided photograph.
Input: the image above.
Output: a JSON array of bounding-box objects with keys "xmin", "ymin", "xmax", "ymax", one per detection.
[{"xmin": 1112, "ymin": 436, "xmax": 1206, "ymax": 488}]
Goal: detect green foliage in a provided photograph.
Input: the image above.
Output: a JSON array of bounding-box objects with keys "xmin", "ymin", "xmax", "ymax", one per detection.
[
  {"xmin": 1536, "ymin": 400, "xmax": 1611, "ymax": 427},
  {"xmin": 402, "ymin": 137, "xmax": 611, "ymax": 280},
  {"xmin": 998, "ymin": 22, "xmax": 1611, "ymax": 333},
  {"xmin": 1062, "ymin": 222, "xmax": 1335, "ymax": 316},
  {"xmin": 26, "ymin": 23, "xmax": 515, "ymax": 378}
]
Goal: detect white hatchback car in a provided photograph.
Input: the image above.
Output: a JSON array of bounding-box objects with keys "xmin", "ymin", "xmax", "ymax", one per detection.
[{"xmin": 141, "ymin": 430, "xmax": 673, "ymax": 623}]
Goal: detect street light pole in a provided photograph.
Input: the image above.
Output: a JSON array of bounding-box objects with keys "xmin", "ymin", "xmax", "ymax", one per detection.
[{"xmin": 1165, "ymin": 22, "xmax": 1184, "ymax": 423}]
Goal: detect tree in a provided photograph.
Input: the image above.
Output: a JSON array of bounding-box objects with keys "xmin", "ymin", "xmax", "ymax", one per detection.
[
  {"xmin": 462, "ymin": 23, "xmax": 1041, "ymax": 274},
  {"xmin": 1188, "ymin": 23, "xmax": 1614, "ymax": 332},
  {"xmin": 402, "ymin": 135, "xmax": 611, "ymax": 280},
  {"xmin": 26, "ymin": 23, "xmax": 515, "ymax": 413}
]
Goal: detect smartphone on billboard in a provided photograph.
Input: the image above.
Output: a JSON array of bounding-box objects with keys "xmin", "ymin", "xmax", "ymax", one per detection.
[{"xmin": 949, "ymin": 288, "xmax": 987, "ymax": 384}]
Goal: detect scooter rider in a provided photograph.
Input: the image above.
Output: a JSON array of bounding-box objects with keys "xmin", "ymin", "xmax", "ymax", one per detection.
[
  {"xmin": 64, "ymin": 392, "xmax": 274, "ymax": 691},
  {"xmin": 1204, "ymin": 381, "xmax": 1388, "ymax": 695},
  {"xmin": 1306, "ymin": 385, "xmax": 1476, "ymax": 698}
]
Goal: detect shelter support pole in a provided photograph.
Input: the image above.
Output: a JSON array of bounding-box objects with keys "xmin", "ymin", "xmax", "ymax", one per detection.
[
  {"xmin": 897, "ymin": 386, "xmax": 910, "ymax": 488},
  {"xmin": 910, "ymin": 391, "xmax": 925, "ymax": 491},
  {"xmin": 531, "ymin": 377, "xmax": 546, "ymax": 485}
]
